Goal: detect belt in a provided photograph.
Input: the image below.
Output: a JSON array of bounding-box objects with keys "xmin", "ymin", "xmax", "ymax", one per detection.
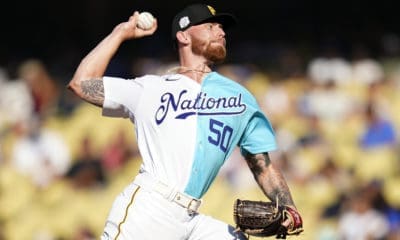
[{"xmin": 134, "ymin": 173, "xmax": 202, "ymax": 213}]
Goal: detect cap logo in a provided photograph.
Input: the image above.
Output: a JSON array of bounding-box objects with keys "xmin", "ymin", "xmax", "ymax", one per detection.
[
  {"xmin": 207, "ymin": 5, "xmax": 216, "ymax": 15},
  {"xmin": 179, "ymin": 16, "xmax": 190, "ymax": 29}
]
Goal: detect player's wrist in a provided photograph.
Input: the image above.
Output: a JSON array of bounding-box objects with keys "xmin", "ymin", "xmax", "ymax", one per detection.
[{"xmin": 284, "ymin": 206, "xmax": 303, "ymax": 235}]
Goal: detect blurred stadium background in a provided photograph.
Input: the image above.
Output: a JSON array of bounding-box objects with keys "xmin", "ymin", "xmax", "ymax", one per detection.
[{"xmin": 1, "ymin": 0, "xmax": 400, "ymax": 239}]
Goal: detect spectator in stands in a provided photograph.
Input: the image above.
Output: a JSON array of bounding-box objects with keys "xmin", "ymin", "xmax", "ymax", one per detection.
[
  {"xmin": 0, "ymin": 66, "xmax": 33, "ymax": 129},
  {"xmin": 350, "ymin": 44, "xmax": 385, "ymax": 86},
  {"xmin": 363, "ymin": 180, "xmax": 400, "ymax": 239},
  {"xmin": 17, "ymin": 59, "xmax": 61, "ymax": 118},
  {"xmin": 101, "ymin": 128, "xmax": 137, "ymax": 173},
  {"xmin": 359, "ymin": 101, "xmax": 397, "ymax": 149},
  {"xmin": 11, "ymin": 116, "xmax": 71, "ymax": 188},
  {"xmin": 307, "ymin": 46, "xmax": 352, "ymax": 86},
  {"xmin": 297, "ymin": 79, "xmax": 359, "ymax": 122},
  {"xmin": 66, "ymin": 135, "xmax": 106, "ymax": 189},
  {"xmin": 337, "ymin": 187, "xmax": 390, "ymax": 240}
]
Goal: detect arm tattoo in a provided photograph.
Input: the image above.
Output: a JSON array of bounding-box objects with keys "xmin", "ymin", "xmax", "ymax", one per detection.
[
  {"xmin": 80, "ymin": 78, "xmax": 104, "ymax": 107},
  {"xmin": 245, "ymin": 152, "xmax": 294, "ymax": 206}
]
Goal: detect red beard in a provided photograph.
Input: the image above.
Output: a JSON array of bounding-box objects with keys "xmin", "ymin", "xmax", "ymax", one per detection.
[{"xmin": 191, "ymin": 36, "xmax": 226, "ymax": 64}]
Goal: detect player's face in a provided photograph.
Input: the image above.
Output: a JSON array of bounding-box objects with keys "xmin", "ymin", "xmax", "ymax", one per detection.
[{"xmin": 189, "ymin": 22, "xmax": 227, "ymax": 64}]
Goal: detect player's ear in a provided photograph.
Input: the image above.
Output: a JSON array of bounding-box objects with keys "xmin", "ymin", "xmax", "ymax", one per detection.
[{"xmin": 176, "ymin": 31, "xmax": 190, "ymax": 45}]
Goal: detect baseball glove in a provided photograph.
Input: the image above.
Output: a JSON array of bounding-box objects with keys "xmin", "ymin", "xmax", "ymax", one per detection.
[{"xmin": 233, "ymin": 199, "xmax": 303, "ymax": 239}]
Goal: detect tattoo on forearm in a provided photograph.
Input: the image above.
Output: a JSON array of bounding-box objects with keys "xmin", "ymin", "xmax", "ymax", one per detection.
[
  {"xmin": 81, "ymin": 79, "xmax": 104, "ymax": 107},
  {"xmin": 245, "ymin": 152, "xmax": 294, "ymax": 206},
  {"xmin": 245, "ymin": 152, "xmax": 270, "ymax": 176}
]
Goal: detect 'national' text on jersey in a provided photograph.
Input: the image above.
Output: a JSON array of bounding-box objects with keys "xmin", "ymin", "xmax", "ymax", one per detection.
[{"xmin": 155, "ymin": 90, "xmax": 247, "ymax": 124}]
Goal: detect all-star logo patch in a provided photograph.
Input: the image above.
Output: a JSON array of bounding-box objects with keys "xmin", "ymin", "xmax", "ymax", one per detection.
[{"xmin": 179, "ymin": 16, "xmax": 190, "ymax": 29}]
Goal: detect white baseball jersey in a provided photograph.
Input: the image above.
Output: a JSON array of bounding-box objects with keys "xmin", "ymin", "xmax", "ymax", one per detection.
[{"xmin": 102, "ymin": 72, "xmax": 276, "ymax": 199}]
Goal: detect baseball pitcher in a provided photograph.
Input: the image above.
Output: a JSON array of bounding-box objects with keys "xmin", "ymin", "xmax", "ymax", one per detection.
[{"xmin": 68, "ymin": 3, "xmax": 303, "ymax": 240}]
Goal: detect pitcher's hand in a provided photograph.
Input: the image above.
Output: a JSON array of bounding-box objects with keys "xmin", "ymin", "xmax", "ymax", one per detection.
[{"xmin": 113, "ymin": 11, "xmax": 157, "ymax": 41}]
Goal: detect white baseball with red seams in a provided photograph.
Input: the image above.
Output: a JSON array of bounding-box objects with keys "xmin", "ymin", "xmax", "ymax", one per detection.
[{"xmin": 137, "ymin": 12, "xmax": 155, "ymax": 30}]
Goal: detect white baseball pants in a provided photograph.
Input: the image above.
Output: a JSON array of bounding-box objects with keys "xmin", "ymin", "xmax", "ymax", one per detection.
[{"xmin": 101, "ymin": 174, "xmax": 247, "ymax": 240}]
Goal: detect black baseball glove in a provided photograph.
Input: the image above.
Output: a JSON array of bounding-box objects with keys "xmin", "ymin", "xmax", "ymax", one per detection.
[{"xmin": 233, "ymin": 199, "xmax": 303, "ymax": 239}]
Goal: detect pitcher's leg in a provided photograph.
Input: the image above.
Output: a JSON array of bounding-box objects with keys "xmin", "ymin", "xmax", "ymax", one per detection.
[
  {"xmin": 101, "ymin": 183, "xmax": 142, "ymax": 240},
  {"xmin": 188, "ymin": 214, "xmax": 248, "ymax": 240},
  {"xmin": 101, "ymin": 183, "xmax": 187, "ymax": 240}
]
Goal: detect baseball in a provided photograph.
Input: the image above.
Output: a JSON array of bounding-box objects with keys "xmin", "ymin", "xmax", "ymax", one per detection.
[{"xmin": 137, "ymin": 12, "xmax": 155, "ymax": 30}]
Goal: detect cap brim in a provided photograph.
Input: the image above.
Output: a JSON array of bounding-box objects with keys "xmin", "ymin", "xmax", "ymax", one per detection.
[{"xmin": 198, "ymin": 13, "xmax": 237, "ymax": 29}]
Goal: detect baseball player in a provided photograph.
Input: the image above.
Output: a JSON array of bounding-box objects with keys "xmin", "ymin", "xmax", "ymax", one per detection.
[{"xmin": 68, "ymin": 3, "xmax": 303, "ymax": 240}]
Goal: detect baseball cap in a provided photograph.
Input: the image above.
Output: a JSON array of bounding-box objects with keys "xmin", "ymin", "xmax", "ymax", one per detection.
[{"xmin": 171, "ymin": 3, "xmax": 237, "ymax": 40}]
